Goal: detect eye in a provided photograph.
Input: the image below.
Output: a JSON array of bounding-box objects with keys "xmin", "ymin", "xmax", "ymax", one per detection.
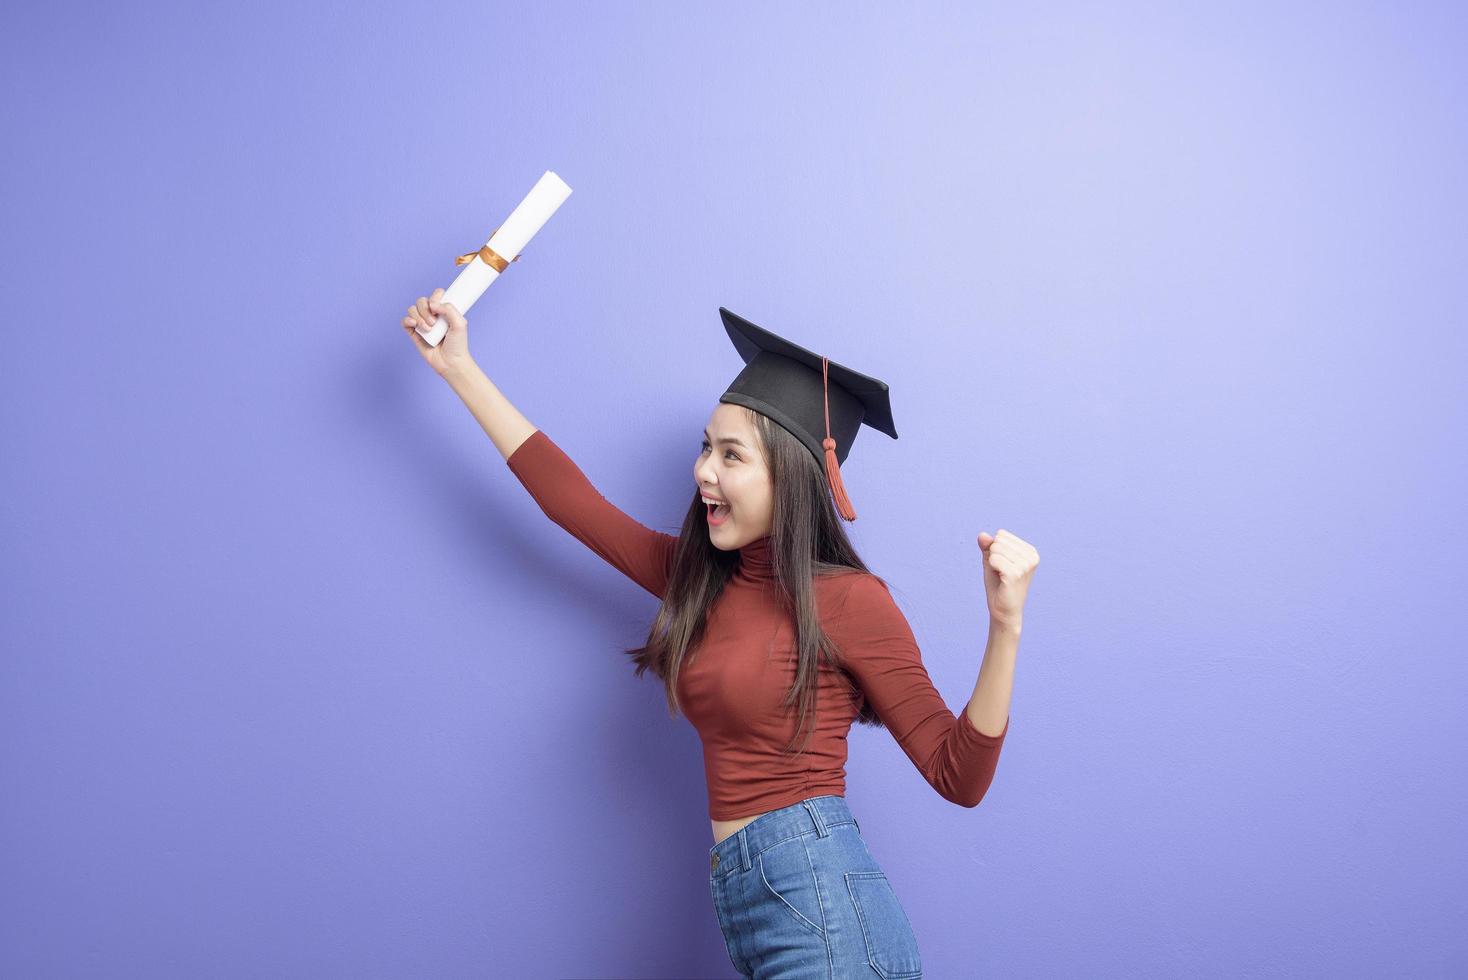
[{"xmin": 700, "ymin": 440, "xmax": 738, "ymax": 461}]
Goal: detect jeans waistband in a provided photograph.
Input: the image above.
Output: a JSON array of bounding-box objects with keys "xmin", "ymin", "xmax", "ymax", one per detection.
[{"xmin": 709, "ymin": 795, "xmax": 859, "ymax": 878}]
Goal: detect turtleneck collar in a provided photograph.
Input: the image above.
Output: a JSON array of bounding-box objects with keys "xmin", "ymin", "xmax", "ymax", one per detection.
[{"xmin": 734, "ymin": 533, "xmax": 776, "ymax": 585}]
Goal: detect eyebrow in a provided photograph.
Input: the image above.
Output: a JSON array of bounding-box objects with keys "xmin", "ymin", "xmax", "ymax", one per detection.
[{"xmin": 703, "ymin": 428, "xmax": 749, "ymax": 449}]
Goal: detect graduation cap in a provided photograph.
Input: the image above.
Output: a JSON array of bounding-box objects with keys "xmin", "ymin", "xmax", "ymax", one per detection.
[{"xmin": 717, "ymin": 306, "xmax": 897, "ymax": 521}]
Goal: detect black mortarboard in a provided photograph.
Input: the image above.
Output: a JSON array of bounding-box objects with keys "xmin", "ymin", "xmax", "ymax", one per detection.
[{"xmin": 717, "ymin": 306, "xmax": 898, "ymax": 521}]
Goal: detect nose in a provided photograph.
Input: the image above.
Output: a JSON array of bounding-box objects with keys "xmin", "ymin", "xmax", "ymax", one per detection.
[{"xmin": 694, "ymin": 454, "xmax": 717, "ymax": 489}]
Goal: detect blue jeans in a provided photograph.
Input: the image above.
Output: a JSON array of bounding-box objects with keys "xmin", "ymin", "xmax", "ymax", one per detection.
[{"xmin": 708, "ymin": 795, "xmax": 924, "ymax": 979}]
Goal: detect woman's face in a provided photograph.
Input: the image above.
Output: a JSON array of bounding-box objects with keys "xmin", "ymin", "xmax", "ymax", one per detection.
[{"xmin": 694, "ymin": 403, "xmax": 774, "ymax": 550}]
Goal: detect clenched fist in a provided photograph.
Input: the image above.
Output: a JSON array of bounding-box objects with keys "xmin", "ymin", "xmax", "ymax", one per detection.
[{"xmin": 977, "ymin": 529, "xmax": 1039, "ymax": 630}]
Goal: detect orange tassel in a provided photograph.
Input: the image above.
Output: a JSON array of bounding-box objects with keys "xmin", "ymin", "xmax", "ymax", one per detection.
[
  {"xmin": 823, "ymin": 437, "xmax": 857, "ymax": 521},
  {"xmin": 821, "ymin": 356, "xmax": 857, "ymax": 521}
]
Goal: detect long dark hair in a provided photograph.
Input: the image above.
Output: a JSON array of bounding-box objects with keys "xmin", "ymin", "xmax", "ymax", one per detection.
[{"xmin": 624, "ymin": 406, "xmax": 890, "ymax": 758}]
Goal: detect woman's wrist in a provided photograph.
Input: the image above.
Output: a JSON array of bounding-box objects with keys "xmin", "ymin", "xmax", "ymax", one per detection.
[
  {"xmin": 439, "ymin": 356, "xmax": 480, "ymax": 386},
  {"xmin": 988, "ymin": 614, "xmax": 1022, "ymax": 637}
]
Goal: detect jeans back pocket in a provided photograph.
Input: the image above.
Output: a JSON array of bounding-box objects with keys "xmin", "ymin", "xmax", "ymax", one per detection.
[{"xmin": 845, "ymin": 870, "xmax": 923, "ymax": 979}]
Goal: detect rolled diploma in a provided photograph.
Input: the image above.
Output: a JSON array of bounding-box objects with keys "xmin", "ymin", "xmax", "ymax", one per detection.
[{"xmin": 417, "ymin": 170, "xmax": 573, "ymax": 347}]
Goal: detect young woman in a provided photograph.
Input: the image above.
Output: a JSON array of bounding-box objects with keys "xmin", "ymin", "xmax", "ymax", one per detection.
[{"xmin": 402, "ymin": 289, "xmax": 1038, "ymax": 979}]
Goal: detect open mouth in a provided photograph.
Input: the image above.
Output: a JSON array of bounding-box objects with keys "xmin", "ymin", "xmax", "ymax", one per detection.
[{"xmin": 706, "ymin": 501, "xmax": 731, "ymax": 526}]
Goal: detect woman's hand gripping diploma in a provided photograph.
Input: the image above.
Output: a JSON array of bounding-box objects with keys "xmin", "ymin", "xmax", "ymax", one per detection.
[
  {"xmin": 401, "ymin": 287, "xmax": 537, "ymax": 462},
  {"xmin": 402, "ymin": 287, "xmax": 472, "ymax": 378}
]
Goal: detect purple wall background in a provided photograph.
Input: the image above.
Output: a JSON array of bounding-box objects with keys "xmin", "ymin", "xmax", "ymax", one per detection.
[{"xmin": 3, "ymin": 2, "xmax": 1464, "ymax": 977}]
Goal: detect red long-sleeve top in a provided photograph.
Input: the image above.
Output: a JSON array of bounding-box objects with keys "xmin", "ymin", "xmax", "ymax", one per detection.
[{"xmin": 506, "ymin": 428, "xmax": 1009, "ymax": 820}]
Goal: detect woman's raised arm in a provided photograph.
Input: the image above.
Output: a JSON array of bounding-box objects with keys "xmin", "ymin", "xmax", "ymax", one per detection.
[
  {"xmin": 443, "ymin": 357, "xmax": 539, "ymax": 462},
  {"xmin": 402, "ymin": 289, "xmax": 538, "ymax": 460},
  {"xmin": 403, "ymin": 291, "xmax": 675, "ymax": 597},
  {"xmin": 501, "ymin": 429, "xmax": 678, "ymax": 599}
]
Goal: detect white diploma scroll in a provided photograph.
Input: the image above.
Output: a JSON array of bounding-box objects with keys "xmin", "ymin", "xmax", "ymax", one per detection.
[{"xmin": 417, "ymin": 170, "xmax": 573, "ymax": 347}]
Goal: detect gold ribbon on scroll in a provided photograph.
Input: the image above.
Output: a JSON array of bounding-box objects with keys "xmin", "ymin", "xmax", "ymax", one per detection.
[{"xmin": 454, "ymin": 226, "xmax": 521, "ymax": 271}]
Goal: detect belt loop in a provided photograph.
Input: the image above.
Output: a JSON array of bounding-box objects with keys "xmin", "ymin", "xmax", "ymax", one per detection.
[
  {"xmin": 739, "ymin": 829, "xmax": 751, "ymax": 871},
  {"xmin": 802, "ymin": 798, "xmax": 830, "ymax": 838}
]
